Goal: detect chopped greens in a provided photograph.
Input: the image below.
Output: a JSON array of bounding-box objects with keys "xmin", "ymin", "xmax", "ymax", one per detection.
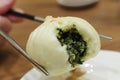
[{"xmin": 56, "ymin": 25, "xmax": 87, "ymax": 67}]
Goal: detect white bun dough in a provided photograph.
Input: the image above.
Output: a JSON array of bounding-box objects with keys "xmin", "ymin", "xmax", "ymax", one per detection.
[{"xmin": 26, "ymin": 16, "xmax": 100, "ymax": 76}]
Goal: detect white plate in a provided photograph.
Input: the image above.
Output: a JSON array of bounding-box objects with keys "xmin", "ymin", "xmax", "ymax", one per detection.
[{"xmin": 21, "ymin": 50, "xmax": 120, "ymax": 80}]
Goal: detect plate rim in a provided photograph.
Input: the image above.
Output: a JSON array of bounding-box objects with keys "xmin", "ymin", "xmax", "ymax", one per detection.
[{"xmin": 20, "ymin": 50, "xmax": 120, "ymax": 80}]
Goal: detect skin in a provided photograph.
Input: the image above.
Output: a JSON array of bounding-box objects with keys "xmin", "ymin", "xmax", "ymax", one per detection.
[{"xmin": 0, "ymin": 0, "xmax": 23, "ymax": 47}]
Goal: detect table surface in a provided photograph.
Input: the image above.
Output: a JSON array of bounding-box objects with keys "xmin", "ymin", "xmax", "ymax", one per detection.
[{"xmin": 0, "ymin": 0, "xmax": 120, "ymax": 80}]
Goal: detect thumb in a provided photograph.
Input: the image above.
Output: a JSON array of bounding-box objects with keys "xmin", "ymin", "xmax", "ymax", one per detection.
[
  {"xmin": 0, "ymin": 16, "xmax": 12, "ymax": 47},
  {"xmin": 0, "ymin": 16, "xmax": 12, "ymax": 33},
  {"xmin": 0, "ymin": 0, "xmax": 16, "ymax": 14}
]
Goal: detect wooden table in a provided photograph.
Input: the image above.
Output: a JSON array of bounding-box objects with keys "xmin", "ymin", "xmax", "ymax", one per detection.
[{"xmin": 0, "ymin": 0, "xmax": 120, "ymax": 80}]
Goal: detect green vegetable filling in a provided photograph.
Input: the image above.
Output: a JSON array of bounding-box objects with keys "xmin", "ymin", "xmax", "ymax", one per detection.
[{"xmin": 56, "ymin": 26, "xmax": 87, "ymax": 67}]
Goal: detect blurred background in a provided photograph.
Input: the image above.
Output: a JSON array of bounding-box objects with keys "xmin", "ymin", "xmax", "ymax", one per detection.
[{"xmin": 0, "ymin": 0, "xmax": 120, "ymax": 80}]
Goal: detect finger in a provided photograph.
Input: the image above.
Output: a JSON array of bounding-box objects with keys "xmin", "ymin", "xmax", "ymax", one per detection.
[
  {"xmin": 0, "ymin": 16, "xmax": 12, "ymax": 33},
  {"xmin": 0, "ymin": 0, "xmax": 16, "ymax": 14},
  {"xmin": 7, "ymin": 15, "xmax": 24, "ymax": 23},
  {"xmin": 7, "ymin": 9, "xmax": 24, "ymax": 23}
]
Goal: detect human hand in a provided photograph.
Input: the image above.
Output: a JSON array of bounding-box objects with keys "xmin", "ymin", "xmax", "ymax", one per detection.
[{"xmin": 0, "ymin": 0, "xmax": 23, "ymax": 47}]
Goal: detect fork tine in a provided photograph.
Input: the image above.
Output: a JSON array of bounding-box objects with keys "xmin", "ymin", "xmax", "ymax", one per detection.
[
  {"xmin": 0, "ymin": 29, "xmax": 49, "ymax": 76},
  {"xmin": 6, "ymin": 10, "xmax": 113, "ymax": 41},
  {"xmin": 99, "ymin": 34, "xmax": 112, "ymax": 41}
]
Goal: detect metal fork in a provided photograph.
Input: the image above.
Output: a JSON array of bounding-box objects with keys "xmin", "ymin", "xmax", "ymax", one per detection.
[
  {"xmin": 6, "ymin": 10, "xmax": 112, "ymax": 41},
  {"xmin": 0, "ymin": 29, "xmax": 49, "ymax": 76}
]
